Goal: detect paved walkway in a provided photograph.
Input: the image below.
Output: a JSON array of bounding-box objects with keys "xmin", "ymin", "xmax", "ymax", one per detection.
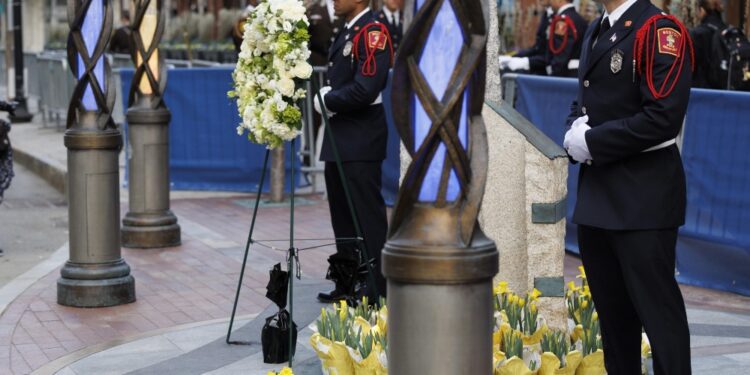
[{"xmin": 1, "ymin": 116, "xmax": 749, "ymax": 374}]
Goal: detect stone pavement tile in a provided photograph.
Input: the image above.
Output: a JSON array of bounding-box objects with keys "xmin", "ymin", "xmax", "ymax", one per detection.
[
  {"xmin": 691, "ymin": 355, "xmax": 743, "ymax": 374},
  {"xmin": 0, "ymin": 345, "xmax": 9, "ymax": 359},
  {"xmin": 69, "ymin": 336, "xmax": 183, "ymax": 375},
  {"xmin": 15, "ymin": 342, "xmax": 49, "ymax": 369},
  {"xmin": 687, "ymin": 308, "xmax": 750, "ymax": 327},
  {"xmin": 10, "ymin": 346, "xmax": 31, "ymax": 374}
]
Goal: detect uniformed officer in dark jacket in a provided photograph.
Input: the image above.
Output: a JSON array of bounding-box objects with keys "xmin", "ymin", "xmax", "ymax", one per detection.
[
  {"xmin": 375, "ymin": 0, "xmax": 403, "ymax": 50},
  {"xmin": 314, "ymin": 0, "xmax": 392, "ymax": 302},
  {"xmin": 501, "ymin": 4, "xmax": 553, "ymax": 75},
  {"xmin": 690, "ymin": 0, "xmax": 726, "ymax": 88},
  {"xmin": 546, "ymin": 0, "xmax": 589, "ymax": 77},
  {"xmin": 563, "ymin": 0, "xmax": 693, "ymax": 373},
  {"xmin": 308, "ymin": 0, "xmax": 345, "ymax": 66}
]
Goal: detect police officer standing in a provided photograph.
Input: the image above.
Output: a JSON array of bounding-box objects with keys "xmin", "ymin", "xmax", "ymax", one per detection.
[
  {"xmin": 563, "ymin": 0, "xmax": 693, "ymax": 373},
  {"xmin": 690, "ymin": 0, "xmax": 726, "ymax": 88},
  {"xmin": 501, "ymin": 1, "xmax": 553, "ymax": 75},
  {"xmin": 376, "ymin": 0, "xmax": 404, "ymax": 50},
  {"xmin": 308, "ymin": 0, "xmax": 345, "ymax": 66},
  {"xmin": 314, "ymin": 0, "xmax": 392, "ymax": 302},
  {"xmin": 546, "ymin": 0, "xmax": 588, "ymax": 76}
]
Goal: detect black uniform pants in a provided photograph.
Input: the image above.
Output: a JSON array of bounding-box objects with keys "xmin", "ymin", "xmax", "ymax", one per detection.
[
  {"xmin": 578, "ymin": 225, "xmax": 691, "ymax": 375},
  {"xmin": 324, "ymin": 161, "xmax": 387, "ymax": 298}
]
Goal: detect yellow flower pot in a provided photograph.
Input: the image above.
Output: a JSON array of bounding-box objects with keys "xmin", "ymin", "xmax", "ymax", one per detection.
[
  {"xmin": 495, "ymin": 355, "xmax": 537, "ymax": 375},
  {"xmin": 309, "ymin": 333, "xmax": 354, "ymax": 375},
  {"xmin": 539, "ymin": 351, "xmax": 582, "ymax": 375},
  {"xmin": 348, "ymin": 346, "xmax": 387, "ymax": 375},
  {"xmin": 576, "ymin": 350, "xmax": 605, "ymax": 375}
]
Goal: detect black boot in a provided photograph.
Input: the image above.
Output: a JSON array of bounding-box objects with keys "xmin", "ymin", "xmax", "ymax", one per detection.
[{"xmin": 317, "ymin": 252, "xmax": 359, "ymax": 303}]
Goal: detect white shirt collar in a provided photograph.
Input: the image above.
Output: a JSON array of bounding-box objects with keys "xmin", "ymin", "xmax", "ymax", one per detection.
[
  {"xmin": 383, "ymin": 7, "xmax": 400, "ymax": 25},
  {"xmin": 545, "ymin": 7, "xmax": 554, "ymax": 18},
  {"xmin": 603, "ymin": 0, "xmax": 638, "ymax": 26},
  {"xmin": 556, "ymin": 3, "xmax": 576, "ymax": 15},
  {"xmin": 325, "ymin": 0, "xmax": 335, "ymax": 22},
  {"xmin": 345, "ymin": 8, "xmax": 370, "ymax": 29}
]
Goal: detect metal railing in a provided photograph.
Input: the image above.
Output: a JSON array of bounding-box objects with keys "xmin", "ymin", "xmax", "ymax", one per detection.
[{"xmin": 299, "ymin": 66, "xmax": 328, "ymax": 193}]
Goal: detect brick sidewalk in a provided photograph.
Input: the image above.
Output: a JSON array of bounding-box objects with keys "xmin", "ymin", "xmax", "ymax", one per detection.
[{"xmin": 0, "ymin": 195, "xmax": 337, "ymax": 374}]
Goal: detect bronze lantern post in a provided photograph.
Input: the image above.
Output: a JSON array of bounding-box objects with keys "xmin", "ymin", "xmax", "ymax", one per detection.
[
  {"xmin": 121, "ymin": 0, "xmax": 181, "ymax": 248},
  {"xmin": 58, "ymin": 0, "xmax": 136, "ymax": 307},
  {"xmin": 383, "ymin": 0, "xmax": 498, "ymax": 373}
]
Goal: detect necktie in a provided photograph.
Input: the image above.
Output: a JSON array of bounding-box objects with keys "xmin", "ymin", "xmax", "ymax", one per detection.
[{"xmin": 593, "ymin": 17, "xmax": 611, "ymax": 48}]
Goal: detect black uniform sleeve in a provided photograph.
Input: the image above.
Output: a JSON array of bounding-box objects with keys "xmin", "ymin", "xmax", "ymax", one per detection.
[
  {"xmin": 585, "ymin": 19, "xmax": 693, "ymax": 166},
  {"xmin": 324, "ymin": 28, "xmax": 391, "ymax": 113}
]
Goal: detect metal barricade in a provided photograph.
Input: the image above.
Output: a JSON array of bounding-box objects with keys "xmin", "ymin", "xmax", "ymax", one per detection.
[
  {"xmin": 35, "ymin": 52, "xmax": 75, "ymax": 129},
  {"xmin": 500, "ymin": 72, "xmax": 518, "ymax": 106},
  {"xmin": 299, "ymin": 66, "xmax": 328, "ymax": 193}
]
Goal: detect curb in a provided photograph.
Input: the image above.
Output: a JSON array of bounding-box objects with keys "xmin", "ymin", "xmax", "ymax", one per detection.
[{"xmin": 13, "ymin": 145, "xmax": 67, "ymax": 196}]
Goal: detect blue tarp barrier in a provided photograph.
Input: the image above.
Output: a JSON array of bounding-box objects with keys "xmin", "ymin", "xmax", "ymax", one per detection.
[
  {"xmin": 119, "ymin": 68, "xmax": 401, "ymax": 204},
  {"xmin": 513, "ymin": 74, "xmax": 750, "ymax": 296}
]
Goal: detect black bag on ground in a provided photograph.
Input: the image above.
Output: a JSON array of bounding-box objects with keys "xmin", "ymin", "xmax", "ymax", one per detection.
[
  {"xmin": 708, "ymin": 24, "xmax": 750, "ymax": 91},
  {"xmin": 261, "ymin": 309, "xmax": 298, "ymax": 364}
]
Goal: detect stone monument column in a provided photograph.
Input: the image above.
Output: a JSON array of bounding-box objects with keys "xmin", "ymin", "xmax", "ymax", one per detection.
[{"xmin": 383, "ymin": 0, "xmax": 498, "ymax": 373}]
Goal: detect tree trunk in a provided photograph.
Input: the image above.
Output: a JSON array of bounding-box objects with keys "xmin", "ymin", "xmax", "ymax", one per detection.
[{"xmin": 270, "ymin": 145, "xmax": 285, "ymax": 203}]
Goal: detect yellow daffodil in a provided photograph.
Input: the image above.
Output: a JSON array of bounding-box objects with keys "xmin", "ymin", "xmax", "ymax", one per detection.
[
  {"xmin": 498, "ymin": 281, "xmax": 509, "ymax": 294},
  {"xmin": 530, "ymin": 303, "xmax": 537, "ymax": 314},
  {"xmin": 530, "ymin": 288, "xmax": 542, "ymax": 300},
  {"xmin": 577, "ymin": 265, "xmax": 587, "ymax": 279},
  {"xmin": 279, "ymin": 368, "xmax": 294, "ymax": 375},
  {"xmin": 581, "ymin": 285, "xmax": 591, "ymax": 297},
  {"xmin": 519, "ymin": 298, "xmax": 526, "ymax": 308},
  {"xmin": 567, "ymin": 281, "xmax": 577, "ymax": 292},
  {"xmin": 581, "ymin": 300, "xmax": 589, "ymax": 309},
  {"xmin": 339, "ymin": 300, "xmax": 348, "ymax": 321},
  {"xmin": 592, "ymin": 311, "xmax": 599, "ymax": 321}
]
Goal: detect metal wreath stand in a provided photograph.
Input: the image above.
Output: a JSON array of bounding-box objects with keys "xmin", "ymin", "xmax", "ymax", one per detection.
[{"xmin": 225, "ymin": 77, "xmax": 383, "ymax": 368}]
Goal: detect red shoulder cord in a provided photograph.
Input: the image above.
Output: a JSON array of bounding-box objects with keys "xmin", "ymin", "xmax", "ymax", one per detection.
[
  {"xmin": 548, "ymin": 15, "xmax": 578, "ymax": 55},
  {"xmin": 352, "ymin": 22, "xmax": 395, "ymax": 77},
  {"xmin": 633, "ymin": 14, "xmax": 695, "ymax": 99}
]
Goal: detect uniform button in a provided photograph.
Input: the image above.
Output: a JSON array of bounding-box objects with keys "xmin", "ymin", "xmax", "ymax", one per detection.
[
  {"xmin": 327, "ymin": 80, "xmax": 331, "ymax": 85},
  {"xmin": 333, "ymin": 27, "xmax": 339, "ymax": 33},
  {"xmin": 582, "ymin": 106, "xmax": 587, "ymax": 114},
  {"xmin": 583, "ymin": 80, "xmax": 590, "ymax": 87},
  {"xmin": 330, "ymin": 37, "xmax": 335, "ymax": 42},
  {"xmin": 328, "ymin": 62, "xmax": 333, "ymax": 67}
]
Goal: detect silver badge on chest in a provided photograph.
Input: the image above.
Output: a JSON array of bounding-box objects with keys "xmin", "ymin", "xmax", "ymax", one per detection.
[
  {"xmin": 343, "ymin": 41, "xmax": 353, "ymax": 56},
  {"xmin": 611, "ymin": 49, "xmax": 624, "ymax": 74}
]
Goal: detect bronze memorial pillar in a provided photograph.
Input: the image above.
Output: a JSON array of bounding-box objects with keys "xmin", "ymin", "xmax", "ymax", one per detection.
[
  {"xmin": 383, "ymin": 0, "xmax": 498, "ymax": 373},
  {"xmin": 121, "ymin": 0, "xmax": 181, "ymax": 248},
  {"xmin": 58, "ymin": 0, "xmax": 135, "ymax": 307}
]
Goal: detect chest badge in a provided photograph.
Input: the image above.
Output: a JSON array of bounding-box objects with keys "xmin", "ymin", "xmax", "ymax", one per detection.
[
  {"xmin": 343, "ymin": 41, "xmax": 353, "ymax": 57},
  {"xmin": 610, "ymin": 33, "xmax": 617, "ymax": 43},
  {"xmin": 611, "ymin": 49, "xmax": 624, "ymax": 74}
]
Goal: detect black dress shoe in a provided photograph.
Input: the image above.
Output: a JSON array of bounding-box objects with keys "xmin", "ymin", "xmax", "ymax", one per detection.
[{"xmin": 317, "ymin": 288, "xmax": 350, "ymax": 303}]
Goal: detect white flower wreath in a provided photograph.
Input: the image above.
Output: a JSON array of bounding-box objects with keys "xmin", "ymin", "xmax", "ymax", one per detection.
[{"xmin": 229, "ymin": 0, "xmax": 312, "ymax": 149}]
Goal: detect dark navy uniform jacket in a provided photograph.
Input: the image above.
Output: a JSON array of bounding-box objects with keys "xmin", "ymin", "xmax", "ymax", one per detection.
[
  {"xmin": 567, "ymin": 0, "xmax": 692, "ymax": 230},
  {"xmin": 375, "ymin": 9, "xmax": 403, "ymax": 50},
  {"xmin": 517, "ymin": 9, "xmax": 552, "ymax": 75},
  {"xmin": 321, "ymin": 10, "xmax": 391, "ymax": 162},
  {"xmin": 547, "ymin": 5, "xmax": 589, "ymax": 77}
]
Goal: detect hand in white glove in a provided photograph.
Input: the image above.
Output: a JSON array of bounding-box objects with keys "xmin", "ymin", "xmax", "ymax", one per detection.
[
  {"xmin": 314, "ymin": 86, "xmax": 334, "ymax": 118},
  {"xmin": 507, "ymin": 57, "xmax": 530, "ymax": 71},
  {"xmin": 563, "ymin": 115, "xmax": 592, "ymax": 163},
  {"xmin": 499, "ymin": 55, "xmax": 513, "ymax": 69}
]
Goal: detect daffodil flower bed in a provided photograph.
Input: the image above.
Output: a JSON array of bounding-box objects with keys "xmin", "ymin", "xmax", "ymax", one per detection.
[
  {"xmin": 267, "ymin": 367, "xmax": 294, "ymax": 375},
  {"xmin": 310, "ymin": 298, "xmax": 388, "ymax": 375},
  {"xmin": 309, "ymin": 267, "xmax": 652, "ymax": 374}
]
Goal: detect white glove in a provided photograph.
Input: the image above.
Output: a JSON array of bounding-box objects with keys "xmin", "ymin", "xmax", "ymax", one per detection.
[
  {"xmin": 314, "ymin": 86, "xmax": 334, "ymax": 118},
  {"xmin": 563, "ymin": 115, "xmax": 592, "ymax": 163},
  {"xmin": 507, "ymin": 57, "xmax": 530, "ymax": 71},
  {"xmin": 499, "ymin": 55, "xmax": 513, "ymax": 69}
]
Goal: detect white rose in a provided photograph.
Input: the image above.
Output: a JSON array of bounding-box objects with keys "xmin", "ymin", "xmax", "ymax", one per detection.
[
  {"xmin": 292, "ymin": 62, "xmax": 312, "ymax": 79},
  {"xmin": 278, "ymin": 77, "xmax": 295, "ymax": 97}
]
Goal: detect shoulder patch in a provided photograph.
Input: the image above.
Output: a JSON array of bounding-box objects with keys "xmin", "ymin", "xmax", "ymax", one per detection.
[
  {"xmin": 555, "ymin": 20, "xmax": 568, "ymax": 36},
  {"xmin": 368, "ymin": 31, "xmax": 388, "ymax": 51},
  {"xmin": 657, "ymin": 27, "xmax": 681, "ymax": 56}
]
